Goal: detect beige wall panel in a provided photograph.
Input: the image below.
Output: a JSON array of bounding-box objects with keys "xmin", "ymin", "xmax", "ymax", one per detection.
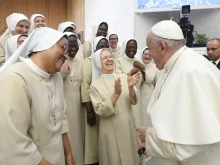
[{"xmin": 0, "ymin": 0, "xmax": 67, "ymax": 30}]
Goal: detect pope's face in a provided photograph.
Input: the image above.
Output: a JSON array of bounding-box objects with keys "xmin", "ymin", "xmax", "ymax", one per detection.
[
  {"xmin": 206, "ymin": 40, "xmax": 220, "ymax": 62},
  {"xmin": 146, "ymin": 32, "xmax": 162, "ymax": 69}
]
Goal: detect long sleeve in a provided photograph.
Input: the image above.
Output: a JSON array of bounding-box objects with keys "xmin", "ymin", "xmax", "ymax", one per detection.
[
  {"xmin": 83, "ymin": 40, "xmax": 92, "ymax": 58},
  {"xmin": 129, "ymin": 86, "xmax": 138, "ymax": 105},
  {"xmin": 81, "ymin": 58, "xmax": 92, "ymax": 103},
  {"xmin": 0, "ymin": 73, "xmax": 42, "ymax": 165},
  {"xmin": 90, "ymin": 85, "xmax": 117, "ymax": 117},
  {"xmin": 146, "ymin": 127, "xmax": 211, "ymax": 162}
]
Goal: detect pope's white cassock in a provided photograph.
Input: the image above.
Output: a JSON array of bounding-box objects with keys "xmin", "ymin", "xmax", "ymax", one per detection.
[{"xmin": 145, "ymin": 44, "xmax": 220, "ymax": 164}]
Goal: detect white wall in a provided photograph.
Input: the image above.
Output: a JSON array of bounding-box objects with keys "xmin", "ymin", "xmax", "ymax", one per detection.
[
  {"xmin": 85, "ymin": 0, "xmax": 135, "ymax": 45},
  {"xmin": 85, "ymin": 1, "xmax": 220, "ymax": 50},
  {"xmin": 134, "ymin": 12, "xmax": 171, "ymax": 49},
  {"xmin": 134, "ymin": 8, "xmax": 220, "ymax": 49}
]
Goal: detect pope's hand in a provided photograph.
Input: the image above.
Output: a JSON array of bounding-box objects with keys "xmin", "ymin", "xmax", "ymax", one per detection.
[
  {"xmin": 134, "ymin": 61, "xmax": 145, "ymax": 70},
  {"xmin": 137, "ymin": 143, "xmax": 147, "ymax": 155},
  {"xmin": 136, "ymin": 126, "xmax": 147, "ymax": 143}
]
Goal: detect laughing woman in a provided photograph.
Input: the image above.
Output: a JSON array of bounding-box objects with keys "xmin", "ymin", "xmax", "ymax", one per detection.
[
  {"xmin": 61, "ymin": 32, "xmax": 84, "ymax": 165},
  {"xmin": 90, "ymin": 48, "xmax": 140, "ymax": 165}
]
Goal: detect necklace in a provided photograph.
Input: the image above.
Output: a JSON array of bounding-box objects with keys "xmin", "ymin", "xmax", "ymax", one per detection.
[
  {"xmin": 37, "ymin": 73, "xmax": 56, "ymax": 126},
  {"xmin": 157, "ymin": 46, "xmax": 187, "ymax": 99}
]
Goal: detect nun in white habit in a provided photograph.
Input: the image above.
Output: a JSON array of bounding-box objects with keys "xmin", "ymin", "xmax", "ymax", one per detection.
[
  {"xmin": 58, "ymin": 22, "xmax": 74, "ymax": 33},
  {"xmin": 5, "ymin": 34, "xmax": 28, "ymax": 61},
  {"xmin": 0, "ymin": 13, "xmax": 30, "ymax": 66},
  {"xmin": 116, "ymin": 38, "xmax": 144, "ymax": 128},
  {"xmin": 107, "ymin": 32, "xmax": 121, "ymax": 59},
  {"xmin": 90, "ymin": 48, "xmax": 140, "ymax": 165},
  {"xmin": 83, "ymin": 22, "xmax": 108, "ymax": 59},
  {"xmin": 0, "ymin": 27, "xmax": 75, "ymax": 165},
  {"xmin": 61, "ymin": 32, "xmax": 84, "ymax": 165},
  {"xmin": 80, "ymin": 36, "xmax": 109, "ymax": 165},
  {"xmin": 140, "ymin": 46, "xmax": 160, "ymax": 127},
  {"xmin": 29, "ymin": 14, "xmax": 46, "ymax": 33},
  {"xmin": 58, "ymin": 22, "xmax": 84, "ymax": 62}
]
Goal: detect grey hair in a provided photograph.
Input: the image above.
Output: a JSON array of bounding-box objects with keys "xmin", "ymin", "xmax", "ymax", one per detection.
[{"xmin": 151, "ymin": 32, "xmax": 185, "ymax": 49}]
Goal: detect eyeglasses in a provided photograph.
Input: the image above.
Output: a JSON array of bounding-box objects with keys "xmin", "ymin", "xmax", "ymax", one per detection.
[
  {"xmin": 109, "ymin": 38, "xmax": 118, "ymax": 41},
  {"xmin": 57, "ymin": 42, "xmax": 68, "ymax": 54},
  {"xmin": 101, "ymin": 55, "xmax": 114, "ymax": 60}
]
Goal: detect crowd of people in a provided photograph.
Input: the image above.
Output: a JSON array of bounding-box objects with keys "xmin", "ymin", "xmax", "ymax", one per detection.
[{"xmin": 0, "ymin": 12, "xmax": 220, "ymax": 165}]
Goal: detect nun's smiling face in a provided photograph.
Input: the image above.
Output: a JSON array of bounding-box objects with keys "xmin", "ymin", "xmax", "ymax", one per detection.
[
  {"xmin": 100, "ymin": 50, "xmax": 114, "ymax": 74},
  {"xmin": 96, "ymin": 39, "xmax": 109, "ymax": 51},
  {"xmin": 125, "ymin": 40, "xmax": 137, "ymax": 58},
  {"xmin": 17, "ymin": 35, "xmax": 28, "ymax": 48},
  {"xmin": 109, "ymin": 34, "xmax": 118, "ymax": 49},
  {"xmin": 12, "ymin": 20, "xmax": 30, "ymax": 35},
  {"xmin": 34, "ymin": 16, "xmax": 46, "ymax": 28},
  {"xmin": 68, "ymin": 35, "xmax": 79, "ymax": 58},
  {"xmin": 142, "ymin": 49, "xmax": 152, "ymax": 64},
  {"xmin": 96, "ymin": 24, "xmax": 108, "ymax": 37},
  {"xmin": 45, "ymin": 37, "xmax": 68, "ymax": 74}
]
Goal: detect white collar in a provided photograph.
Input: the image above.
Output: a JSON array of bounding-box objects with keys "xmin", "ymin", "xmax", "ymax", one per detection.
[
  {"xmin": 110, "ymin": 46, "xmax": 118, "ymax": 51},
  {"xmin": 20, "ymin": 57, "xmax": 51, "ymax": 78},
  {"xmin": 101, "ymin": 72, "xmax": 115, "ymax": 78},
  {"xmin": 124, "ymin": 54, "xmax": 135, "ymax": 61}
]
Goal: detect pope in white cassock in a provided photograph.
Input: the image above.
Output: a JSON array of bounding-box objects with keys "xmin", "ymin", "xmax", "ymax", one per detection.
[
  {"xmin": 137, "ymin": 20, "xmax": 220, "ymax": 165},
  {"xmin": 0, "ymin": 27, "xmax": 75, "ymax": 165}
]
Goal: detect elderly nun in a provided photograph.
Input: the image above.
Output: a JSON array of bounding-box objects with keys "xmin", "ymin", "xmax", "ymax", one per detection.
[
  {"xmin": 80, "ymin": 36, "xmax": 109, "ymax": 165},
  {"xmin": 0, "ymin": 27, "xmax": 75, "ymax": 165},
  {"xmin": 90, "ymin": 48, "xmax": 140, "ymax": 165},
  {"xmin": 0, "ymin": 13, "xmax": 30, "ymax": 66}
]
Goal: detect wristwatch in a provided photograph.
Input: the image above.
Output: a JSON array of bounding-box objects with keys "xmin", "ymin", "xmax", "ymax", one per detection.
[{"xmin": 140, "ymin": 68, "xmax": 145, "ymax": 73}]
